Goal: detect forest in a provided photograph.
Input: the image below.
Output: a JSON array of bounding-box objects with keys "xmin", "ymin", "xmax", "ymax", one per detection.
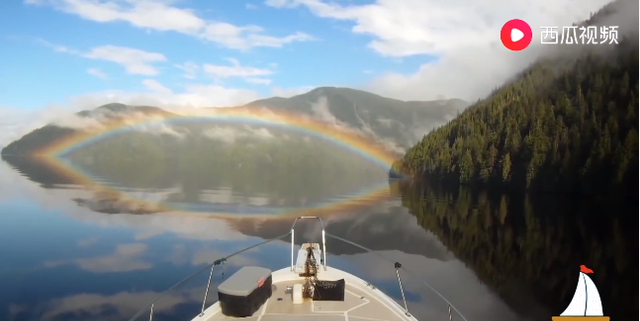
[{"xmin": 394, "ymin": 31, "xmax": 638, "ymax": 202}]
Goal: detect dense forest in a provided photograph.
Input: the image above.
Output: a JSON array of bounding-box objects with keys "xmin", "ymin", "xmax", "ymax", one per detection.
[
  {"xmin": 393, "ymin": 14, "xmax": 638, "ymax": 200},
  {"xmin": 394, "ymin": 182, "xmax": 637, "ymax": 320}
]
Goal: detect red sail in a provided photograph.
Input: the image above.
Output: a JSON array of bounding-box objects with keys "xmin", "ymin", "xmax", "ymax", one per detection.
[{"xmin": 580, "ymin": 265, "xmax": 594, "ymax": 274}]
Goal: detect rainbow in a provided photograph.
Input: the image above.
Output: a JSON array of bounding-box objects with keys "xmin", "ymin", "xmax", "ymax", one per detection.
[{"xmin": 35, "ymin": 107, "xmax": 401, "ymax": 218}]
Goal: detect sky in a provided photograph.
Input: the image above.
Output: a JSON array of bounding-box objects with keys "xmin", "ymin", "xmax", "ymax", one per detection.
[{"xmin": 0, "ymin": 0, "xmax": 616, "ymax": 146}]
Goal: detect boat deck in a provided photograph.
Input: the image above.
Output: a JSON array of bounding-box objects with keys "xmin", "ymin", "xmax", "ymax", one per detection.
[{"xmin": 203, "ymin": 279, "xmax": 410, "ymax": 321}]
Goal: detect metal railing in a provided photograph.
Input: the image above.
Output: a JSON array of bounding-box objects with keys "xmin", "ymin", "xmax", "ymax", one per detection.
[
  {"xmin": 289, "ymin": 215, "xmax": 327, "ymax": 271},
  {"xmin": 128, "ymin": 215, "xmax": 470, "ymax": 321},
  {"xmin": 127, "ymin": 233, "xmax": 289, "ymax": 321}
]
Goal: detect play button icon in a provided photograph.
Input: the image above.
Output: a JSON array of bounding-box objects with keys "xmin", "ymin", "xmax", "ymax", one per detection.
[
  {"xmin": 500, "ymin": 19, "xmax": 532, "ymax": 51},
  {"xmin": 511, "ymin": 29, "xmax": 524, "ymax": 42}
]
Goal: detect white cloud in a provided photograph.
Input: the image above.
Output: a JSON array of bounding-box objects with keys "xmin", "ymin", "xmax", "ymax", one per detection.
[
  {"xmin": 245, "ymin": 77, "xmax": 272, "ymax": 85},
  {"xmin": 246, "ymin": 3, "xmax": 259, "ymax": 10},
  {"xmin": 174, "ymin": 61, "xmax": 198, "ymax": 79},
  {"xmin": 0, "ymin": 104, "xmax": 88, "ymax": 148},
  {"xmin": 78, "ymin": 237, "xmax": 99, "ymax": 248},
  {"xmin": 46, "ymin": 243, "xmax": 152, "ymax": 273},
  {"xmin": 0, "ymin": 162, "xmax": 252, "ymax": 243},
  {"xmin": 73, "ymin": 80, "xmax": 264, "ymax": 109},
  {"xmin": 29, "ymin": 0, "xmax": 314, "ymax": 50},
  {"xmin": 36, "ymin": 40, "xmax": 167, "ymax": 76},
  {"xmin": 0, "ymin": 79, "xmax": 266, "ymax": 147},
  {"xmin": 142, "ymin": 79, "xmax": 171, "ymax": 94},
  {"xmin": 203, "ymin": 58, "xmax": 273, "ymax": 79},
  {"xmin": 11, "ymin": 290, "xmax": 197, "ymax": 321},
  {"xmin": 86, "ymin": 67, "xmax": 108, "ymax": 79},
  {"xmin": 271, "ymin": 85, "xmax": 313, "ymax": 98},
  {"xmin": 202, "ymin": 125, "xmax": 275, "ymax": 143},
  {"xmin": 84, "ymin": 45, "xmax": 166, "ymax": 76},
  {"xmin": 332, "ymin": 250, "xmax": 537, "ymax": 321},
  {"xmin": 35, "ymin": 38, "xmax": 79, "ymax": 54},
  {"xmin": 265, "ymin": 0, "xmax": 620, "ymax": 101}
]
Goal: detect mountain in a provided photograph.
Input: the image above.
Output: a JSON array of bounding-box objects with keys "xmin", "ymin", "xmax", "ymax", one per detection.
[
  {"xmin": 1, "ymin": 103, "xmax": 175, "ymax": 157},
  {"xmin": 394, "ymin": 0, "xmax": 638, "ymax": 201},
  {"xmin": 1, "ymin": 88, "xmax": 467, "ymax": 158},
  {"xmin": 244, "ymin": 87, "xmax": 467, "ymax": 149}
]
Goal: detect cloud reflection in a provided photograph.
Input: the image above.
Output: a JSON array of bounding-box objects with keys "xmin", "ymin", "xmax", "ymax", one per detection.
[
  {"xmin": 0, "ymin": 159, "xmax": 536, "ymax": 321},
  {"xmin": 332, "ymin": 251, "xmax": 549, "ymax": 321},
  {"xmin": 8, "ymin": 288, "xmax": 202, "ymax": 321},
  {"xmin": 45, "ymin": 243, "xmax": 152, "ymax": 273}
]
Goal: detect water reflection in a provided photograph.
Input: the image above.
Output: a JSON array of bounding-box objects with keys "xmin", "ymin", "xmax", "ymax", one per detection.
[
  {"xmin": 397, "ymin": 181, "xmax": 638, "ymax": 320},
  {"xmin": 2, "ymin": 153, "xmax": 391, "ymax": 217},
  {"xmin": 2, "ymin": 156, "xmax": 621, "ymax": 321}
]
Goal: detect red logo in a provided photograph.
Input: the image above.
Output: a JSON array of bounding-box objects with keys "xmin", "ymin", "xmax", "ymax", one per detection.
[{"xmin": 500, "ymin": 19, "xmax": 532, "ymax": 51}]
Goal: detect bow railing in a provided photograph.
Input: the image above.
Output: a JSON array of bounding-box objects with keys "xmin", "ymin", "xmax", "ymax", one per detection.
[{"xmin": 128, "ymin": 216, "xmax": 470, "ymax": 321}]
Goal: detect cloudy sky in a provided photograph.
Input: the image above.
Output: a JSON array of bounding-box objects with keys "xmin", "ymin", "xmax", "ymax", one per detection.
[{"xmin": 0, "ymin": 0, "xmax": 614, "ymax": 145}]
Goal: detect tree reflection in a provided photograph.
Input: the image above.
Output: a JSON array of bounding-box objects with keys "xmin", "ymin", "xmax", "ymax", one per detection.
[{"xmin": 397, "ymin": 181, "xmax": 638, "ymax": 320}]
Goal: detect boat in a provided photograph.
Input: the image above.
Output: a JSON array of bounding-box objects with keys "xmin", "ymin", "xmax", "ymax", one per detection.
[
  {"xmin": 552, "ymin": 265, "xmax": 610, "ymax": 321},
  {"xmin": 128, "ymin": 216, "xmax": 470, "ymax": 321}
]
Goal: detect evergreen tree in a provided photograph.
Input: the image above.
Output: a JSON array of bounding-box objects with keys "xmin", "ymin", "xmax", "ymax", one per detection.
[{"xmin": 395, "ymin": 33, "xmax": 638, "ymax": 201}]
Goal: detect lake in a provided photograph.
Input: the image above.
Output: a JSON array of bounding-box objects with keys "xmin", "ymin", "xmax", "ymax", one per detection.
[{"xmin": 0, "ymin": 157, "xmax": 636, "ymax": 321}]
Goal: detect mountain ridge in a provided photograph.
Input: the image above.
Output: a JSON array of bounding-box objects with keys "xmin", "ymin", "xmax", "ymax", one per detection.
[{"xmin": 1, "ymin": 87, "xmax": 468, "ymax": 156}]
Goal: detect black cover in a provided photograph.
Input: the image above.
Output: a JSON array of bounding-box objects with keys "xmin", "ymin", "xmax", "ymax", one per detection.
[
  {"xmin": 312, "ymin": 279, "xmax": 345, "ymax": 301},
  {"xmin": 218, "ymin": 275, "xmax": 273, "ymax": 317}
]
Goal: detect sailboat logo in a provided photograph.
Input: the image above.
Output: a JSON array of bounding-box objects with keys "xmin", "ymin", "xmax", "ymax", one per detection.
[{"xmin": 552, "ymin": 265, "xmax": 610, "ymax": 320}]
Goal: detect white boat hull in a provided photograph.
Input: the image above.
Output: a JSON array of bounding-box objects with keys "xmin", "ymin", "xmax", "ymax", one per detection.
[{"xmin": 194, "ymin": 266, "xmax": 419, "ymax": 321}]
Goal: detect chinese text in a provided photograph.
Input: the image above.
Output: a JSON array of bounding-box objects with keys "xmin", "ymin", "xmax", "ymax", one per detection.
[{"xmin": 540, "ymin": 25, "xmax": 618, "ymax": 45}]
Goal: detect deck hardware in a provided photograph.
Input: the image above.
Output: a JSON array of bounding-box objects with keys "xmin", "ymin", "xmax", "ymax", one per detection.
[
  {"xmin": 289, "ymin": 216, "xmax": 327, "ymax": 272},
  {"xmin": 129, "ymin": 216, "xmax": 472, "ymax": 321},
  {"xmin": 394, "ymin": 262, "xmax": 411, "ymax": 317},
  {"xmin": 200, "ymin": 264, "xmax": 216, "ymax": 316}
]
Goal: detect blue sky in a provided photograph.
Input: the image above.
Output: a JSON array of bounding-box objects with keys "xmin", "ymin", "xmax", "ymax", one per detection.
[
  {"xmin": 0, "ymin": 0, "xmax": 610, "ymax": 146},
  {"xmin": 0, "ymin": 0, "xmax": 433, "ymax": 110}
]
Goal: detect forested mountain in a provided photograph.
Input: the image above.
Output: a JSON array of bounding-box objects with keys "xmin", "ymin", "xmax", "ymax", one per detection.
[
  {"xmin": 394, "ymin": 0, "xmax": 638, "ymax": 201},
  {"xmin": 1, "ymin": 87, "xmax": 467, "ymax": 157}
]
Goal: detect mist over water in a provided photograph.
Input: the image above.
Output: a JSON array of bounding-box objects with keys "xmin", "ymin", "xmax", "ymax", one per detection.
[{"xmin": 0, "ymin": 154, "xmax": 635, "ymax": 321}]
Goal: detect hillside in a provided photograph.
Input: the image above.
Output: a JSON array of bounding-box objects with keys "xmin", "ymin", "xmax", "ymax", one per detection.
[
  {"xmin": 245, "ymin": 87, "xmax": 467, "ymax": 149},
  {"xmin": 0, "ymin": 103, "xmax": 175, "ymax": 156},
  {"xmin": 1, "ymin": 88, "xmax": 467, "ymax": 157},
  {"xmin": 394, "ymin": 0, "xmax": 639, "ymax": 200}
]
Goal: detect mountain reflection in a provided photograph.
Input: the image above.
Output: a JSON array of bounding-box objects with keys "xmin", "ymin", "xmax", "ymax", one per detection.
[
  {"xmin": 397, "ymin": 180, "xmax": 638, "ymax": 320},
  {"xmin": 5, "ymin": 155, "xmax": 629, "ymax": 321},
  {"xmin": 1, "ymin": 155, "xmax": 453, "ymax": 259}
]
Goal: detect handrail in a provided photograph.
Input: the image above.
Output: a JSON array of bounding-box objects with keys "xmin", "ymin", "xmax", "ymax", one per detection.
[
  {"xmin": 324, "ymin": 233, "xmax": 470, "ymax": 321},
  {"xmin": 128, "ymin": 216, "xmax": 470, "ymax": 321},
  {"xmin": 289, "ymin": 216, "xmax": 327, "ymax": 271},
  {"xmin": 127, "ymin": 232, "xmax": 291, "ymax": 321}
]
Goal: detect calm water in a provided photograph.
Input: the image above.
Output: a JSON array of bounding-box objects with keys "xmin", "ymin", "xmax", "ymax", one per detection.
[{"xmin": 0, "ymin": 157, "xmax": 636, "ymax": 321}]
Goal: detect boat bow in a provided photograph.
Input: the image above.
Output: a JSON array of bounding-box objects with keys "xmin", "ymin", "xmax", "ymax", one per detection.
[{"xmin": 128, "ymin": 216, "xmax": 471, "ymax": 321}]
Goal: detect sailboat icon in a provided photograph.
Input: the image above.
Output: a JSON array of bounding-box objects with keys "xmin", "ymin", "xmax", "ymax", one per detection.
[{"xmin": 552, "ymin": 265, "xmax": 610, "ymax": 320}]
